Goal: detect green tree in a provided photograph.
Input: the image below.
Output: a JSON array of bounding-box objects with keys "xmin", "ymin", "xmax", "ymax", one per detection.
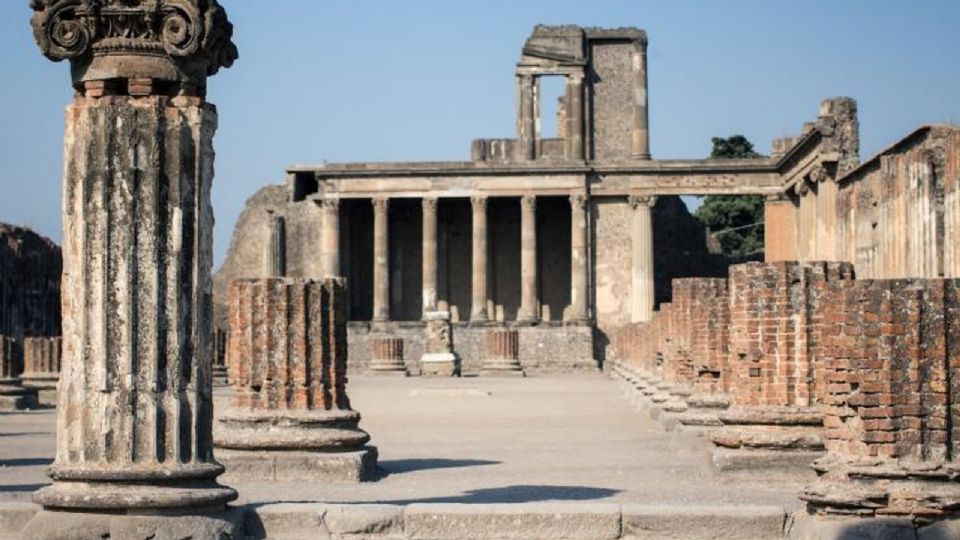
[{"xmin": 694, "ymin": 135, "xmax": 765, "ymax": 256}]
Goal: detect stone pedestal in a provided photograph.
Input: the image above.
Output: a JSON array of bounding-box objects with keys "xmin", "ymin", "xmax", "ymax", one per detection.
[
  {"xmin": 420, "ymin": 311, "xmax": 458, "ymax": 376},
  {"xmin": 482, "ymin": 328, "xmax": 524, "ymax": 376},
  {"xmin": 20, "ymin": 337, "xmax": 61, "ymax": 407},
  {"xmin": 369, "ymin": 335, "xmax": 407, "ymax": 375},
  {"xmin": 21, "ymin": 3, "xmax": 240, "ymax": 537},
  {"xmin": 215, "ymin": 278, "xmax": 378, "ymax": 482},
  {"xmin": 709, "ymin": 406, "xmax": 824, "ymax": 471},
  {"xmin": 0, "ymin": 336, "xmax": 36, "ymax": 411}
]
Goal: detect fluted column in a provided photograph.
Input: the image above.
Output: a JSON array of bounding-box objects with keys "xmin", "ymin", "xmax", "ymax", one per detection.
[
  {"xmin": 24, "ymin": 0, "xmax": 239, "ymax": 530},
  {"xmin": 267, "ymin": 213, "xmax": 287, "ymax": 276},
  {"xmin": 372, "ymin": 197, "xmax": 390, "ymax": 322},
  {"xmin": 568, "ymin": 194, "xmax": 589, "ymax": 322},
  {"xmin": 216, "ymin": 278, "xmax": 376, "ymax": 481},
  {"xmin": 320, "ymin": 198, "xmax": 340, "ymax": 277},
  {"xmin": 369, "ymin": 335, "xmax": 406, "ymax": 375},
  {"xmin": 422, "ymin": 198, "xmax": 438, "ymax": 314},
  {"xmin": 565, "ymin": 73, "xmax": 585, "ymax": 160},
  {"xmin": 630, "ymin": 195, "xmax": 656, "ymax": 322},
  {"xmin": 471, "ymin": 196, "xmax": 489, "ymax": 322},
  {"xmin": 518, "ymin": 194, "xmax": 539, "ymax": 323},
  {"xmin": 631, "ymin": 35, "xmax": 651, "ymax": 160},
  {"xmin": 517, "ymin": 74, "xmax": 536, "ymax": 161}
]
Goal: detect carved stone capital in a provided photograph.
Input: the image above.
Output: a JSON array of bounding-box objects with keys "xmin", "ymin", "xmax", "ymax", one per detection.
[
  {"xmin": 471, "ymin": 195, "xmax": 488, "ymax": 211},
  {"xmin": 30, "ymin": 0, "xmax": 238, "ymax": 93},
  {"xmin": 808, "ymin": 164, "xmax": 829, "ymax": 184},
  {"xmin": 320, "ymin": 198, "xmax": 340, "ymax": 212},
  {"xmin": 372, "ymin": 197, "xmax": 389, "ymax": 213},
  {"xmin": 569, "ymin": 193, "xmax": 588, "ymax": 210},
  {"xmin": 520, "ymin": 194, "xmax": 536, "ymax": 212},
  {"xmin": 628, "ymin": 195, "xmax": 657, "ymax": 209},
  {"xmin": 422, "ymin": 197, "xmax": 438, "ymax": 213}
]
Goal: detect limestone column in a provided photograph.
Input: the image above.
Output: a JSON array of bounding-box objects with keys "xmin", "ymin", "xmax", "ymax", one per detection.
[
  {"xmin": 372, "ymin": 197, "xmax": 390, "ymax": 322},
  {"xmin": 630, "ymin": 195, "xmax": 657, "ymax": 322},
  {"xmin": 471, "ymin": 196, "xmax": 489, "ymax": 322},
  {"xmin": 631, "ymin": 35, "xmax": 651, "ymax": 160},
  {"xmin": 320, "ymin": 198, "xmax": 340, "ymax": 277},
  {"xmin": 565, "ymin": 73, "xmax": 585, "ymax": 160},
  {"xmin": 216, "ymin": 278, "xmax": 377, "ymax": 481},
  {"xmin": 267, "ymin": 213, "xmax": 287, "ymax": 276},
  {"xmin": 422, "ymin": 197, "xmax": 438, "ymax": 313},
  {"xmin": 23, "ymin": 2, "xmax": 239, "ymax": 535},
  {"xmin": 517, "ymin": 74, "xmax": 536, "ymax": 161},
  {"xmin": 518, "ymin": 195, "xmax": 539, "ymax": 323},
  {"xmin": 568, "ymin": 194, "xmax": 589, "ymax": 321}
]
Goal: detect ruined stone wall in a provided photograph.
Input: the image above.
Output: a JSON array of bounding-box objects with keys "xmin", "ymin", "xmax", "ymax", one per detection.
[
  {"xmin": 588, "ymin": 41, "xmax": 634, "ymax": 160},
  {"xmin": 0, "ymin": 223, "xmax": 61, "ymax": 339}
]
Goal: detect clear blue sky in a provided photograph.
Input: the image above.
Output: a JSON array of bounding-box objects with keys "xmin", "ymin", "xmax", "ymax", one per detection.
[{"xmin": 1, "ymin": 1, "xmax": 957, "ymax": 267}]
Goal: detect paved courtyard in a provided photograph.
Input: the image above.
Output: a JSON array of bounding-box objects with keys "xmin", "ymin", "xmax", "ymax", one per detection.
[{"xmin": 1, "ymin": 374, "xmax": 807, "ymax": 509}]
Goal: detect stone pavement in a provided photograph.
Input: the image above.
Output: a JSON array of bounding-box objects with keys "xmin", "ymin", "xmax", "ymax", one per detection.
[{"xmin": 1, "ymin": 374, "xmax": 806, "ymax": 510}]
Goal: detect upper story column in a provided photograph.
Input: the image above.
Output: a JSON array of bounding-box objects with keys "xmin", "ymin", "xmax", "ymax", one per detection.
[
  {"xmin": 630, "ymin": 195, "xmax": 656, "ymax": 322},
  {"xmin": 320, "ymin": 198, "xmax": 340, "ymax": 277},
  {"xmin": 631, "ymin": 34, "xmax": 651, "ymax": 160},
  {"xmin": 23, "ymin": 0, "xmax": 239, "ymax": 531},
  {"xmin": 565, "ymin": 73, "xmax": 585, "ymax": 160},
  {"xmin": 470, "ymin": 196, "xmax": 489, "ymax": 321},
  {"xmin": 568, "ymin": 193, "xmax": 589, "ymax": 322},
  {"xmin": 372, "ymin": 197, "xmax": 390, "ymax": 322},
  {"xmin": 518, "ymin": 194, "xmax": 539, "ymax": 323},
  {"xmin": 517, "ymin": 74, "xmax": 536, "ymax": 161},
  {"xmin": 267, "ymin": 213, "xmax": 286, "ymax": 276},
  {"xmin": 422, "ymin": 197, "xmax": 438, "ymax": 314}
]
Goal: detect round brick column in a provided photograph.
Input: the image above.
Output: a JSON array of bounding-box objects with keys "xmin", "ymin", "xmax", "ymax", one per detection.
[
  {"xmin": 482, "ymin": 328, "xmax": 524, "ymax": 376},
  {"xmin": 369, "ymin": 335, "xmax": 407, "ymax": 375}
]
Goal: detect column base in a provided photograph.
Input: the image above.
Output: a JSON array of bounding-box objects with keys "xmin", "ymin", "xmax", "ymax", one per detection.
[
  {"xmin": 18, "ymin": 506, "xmax": 245, "ymax": 540},
  {"xmin": 709, "ymin": 406, "xmax": 825, "ymax": 473},
  {"xmin": 21, "ymin": 373, "xmax": 59, "ymax": 407},
  {"xmin": 217, "ymin": 446, "xmax": 379, "ymax": 483},
  {"xmin": 0, "ymin": 384, "xmax": 37, "ymax": 411},
  {"xmin": 214, "ymin": 409, "xmax": 371, "ymax": 451},
  {"xmin": 367, "ymin": 360, "xmax": 408, "ymax": 376},
  {"xmin": 481, "ymin": 360, "xmax": 526, "ymax": 377},
  {"xmin": 513, "ymin": 318, "xmax": 539, "ymax": 327},
  {"xmin": 419, "ymin": 353, "xmax": 459, "ymax": 377}
]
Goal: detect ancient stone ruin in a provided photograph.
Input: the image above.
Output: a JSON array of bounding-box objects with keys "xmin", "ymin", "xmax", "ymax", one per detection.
[
  {"xmin": 20, "ymin": 0, "xmax": 240, "ymax": 537},
  {"xmin": 215, "ymin": 277, "xmax": 378, "ymax": 481}
]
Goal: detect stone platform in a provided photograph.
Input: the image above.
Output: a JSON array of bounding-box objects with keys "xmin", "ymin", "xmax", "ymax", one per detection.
[{"xmin": 1, "ymin": 375, "xmax": 808, "ymax": 538}]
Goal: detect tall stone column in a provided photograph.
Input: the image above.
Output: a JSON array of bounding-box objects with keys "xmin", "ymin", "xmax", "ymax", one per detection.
[
  {"xmin": 631, "ymin": 35, "xmax": 651, "ymax": 160},
  {"xmin": 471, "ymin": 196, "xmax": 489, "ymax": 322},
  {"xmin": 422, "ymin": 197, "xmax": 438, "ymax": 313},
  {"xmin": 518, "ymin": 194, "xmax": 539, "ymax": 323},
  {"xmin": 568, "ymin": 194, "xmax": 590, "ymax": 322},
  {"xmin": 565, "ymin": 73, "xmax": 584, "ymax": 160},
  {"xmin": 320, "ymin": 198, "xmax": 340, "ymax": 277},
  {"xmin": 267, "ymin": 213, "xmax": 287, "ymax": 276},
  {"xmin": 517, "ymin": 74, "xmax": 536, "ymax": 161},
  {"xmin": 24, "ymin": 2, "xmax": 240, "ymax": 537},
  {"xmin": 215, "ymin": 278, "xmax": 377, "ymax": 481},
  {"xmin": 630, "ymin": 195, "xmax": 656, "ymax": 322},
  {"xmin": 372, "ymin": 197, "xmax": 390, "ymax": 322}
]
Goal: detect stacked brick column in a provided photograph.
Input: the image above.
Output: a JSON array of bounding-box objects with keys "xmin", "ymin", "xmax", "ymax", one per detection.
[
  {"xmin": 798, "ymin": 278, "xmax": 960, "ymax": 530},
  {"xmin": 482, "ymin": 328, "xmax": 524, "ymax": 376},
  {"xmin": 369, "ymin": 335, "xmax": 407, "ymax": 375},
  {"xmin": 215, "ymin": 278, "xmax": 378, "ymax": 481},
  {"xmin": 711, "ymin": 261, "xmax": 855, "ymax": 470},
  {"xmin": 20, "ymin": 337, "xmax": 61, "ymax": 406}
]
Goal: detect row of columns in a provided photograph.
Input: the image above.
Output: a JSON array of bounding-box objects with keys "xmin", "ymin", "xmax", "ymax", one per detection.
[{"xmin": 319, "ymin": 194, "xmax": 598, "ymax": 323}]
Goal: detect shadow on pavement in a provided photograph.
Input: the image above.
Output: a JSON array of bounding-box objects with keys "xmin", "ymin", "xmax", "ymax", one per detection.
[
  {"xmin": 372, "ymin": 484, "xmax": 620, "ymax": 504},
  {"xmin": 0, "ymin": 458, "xmax": 52, "ymax": 468},
  {"xmin": 379, "ymin": 458, "xmax": 499, "ymax": 474},
  {"xmin": 0, "ymin": 483, "xmax": 48, "ymax": 493}
]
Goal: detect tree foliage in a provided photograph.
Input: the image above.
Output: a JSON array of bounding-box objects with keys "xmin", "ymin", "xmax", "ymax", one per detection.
[{"xmin": 694, "ymin": 135, "xmax": 765, "ymax": 255}]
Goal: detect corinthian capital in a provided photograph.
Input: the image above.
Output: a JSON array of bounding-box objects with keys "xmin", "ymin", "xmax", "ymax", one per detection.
[{"xmin": 30, "ymin": 0, "xmax": 238, "ymax": 93}]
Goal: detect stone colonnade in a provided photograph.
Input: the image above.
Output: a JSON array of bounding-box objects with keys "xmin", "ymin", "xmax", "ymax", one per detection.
[{"xmin": 316, "ymin": 192, "xmax": 656, "ymax": 324}]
